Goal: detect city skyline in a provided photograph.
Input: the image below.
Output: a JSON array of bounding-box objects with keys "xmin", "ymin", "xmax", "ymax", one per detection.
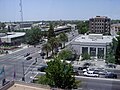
[{"xmin": 0, "ymin": 0, "xmax": 120, "ymax": 22}]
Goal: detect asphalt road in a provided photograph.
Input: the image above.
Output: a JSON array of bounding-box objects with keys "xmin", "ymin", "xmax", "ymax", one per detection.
[
  {"xmin": 0, "ymin": 46, "xmax": 44, "ymax": 85},
  {"xmin": 34, "ymin": 71, "xmax": 120, "ymax": 90},
  {"xmin": 76, "ymin": 76, "xmax": 120, "ymax": 90}
]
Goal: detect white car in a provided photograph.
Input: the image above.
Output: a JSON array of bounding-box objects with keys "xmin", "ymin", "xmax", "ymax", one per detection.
[
  {"xmin": 38, "ymin": 50, "xmax": 42, "ymax": 54},
  {"xmin": 83, "ymin": 70, "xmax": 99, "ymax": 77}
]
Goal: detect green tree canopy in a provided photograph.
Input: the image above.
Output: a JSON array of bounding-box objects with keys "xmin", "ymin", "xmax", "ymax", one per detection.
[
  {"xmin": 42, "ymin": 43, "xmax": 52, "ymax": 58},
  {"xmin": 81, "ymin": 53, "xmax": 91, "ymax": 60},
  {"xmin": 48, "ymin": 37, "xmax": 59, "ymax": 55},
  {"xmin": 115, "ymin": 36, "xmax": 120, "ymax": 64},
  {"xmin": 106, "ymin": 37, "xmax": 120, "ymax": 64},
  {"xmin": 47, "ymin": 23, "xmax": 55, "ymax": 39},
  {"xmin": 58, "ymin": 49, "xmax": 73, "ymax": 60},
  {"xmin": 26, "ymin": 28, "xmax": 41, "ymax": 45},
  {"xmin": 77, "ymin": 21, "xmax": 89, "ymax": 34},
  {"xmin": 0, "ymin": 23, "xmax": 6, "ymax": 30},
  {"xmin": 58, "ymin": 32, "xmax": 68, "ymax": 48},
  {"xmin": 37, "ymin": 57, "xmax": 79, "ymax": 89}
]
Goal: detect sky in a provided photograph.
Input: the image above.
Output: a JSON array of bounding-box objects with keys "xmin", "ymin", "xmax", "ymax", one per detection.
[{"xmin": 0, "ymin": 0, "xmax": 120, "ymax": 22}]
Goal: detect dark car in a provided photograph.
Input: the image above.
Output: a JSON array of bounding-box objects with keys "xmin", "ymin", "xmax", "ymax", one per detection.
[
  {"xmin": 105, "ymin": 72, "xmax": 117, "ymax": 79},
  {"xmin": 37, "ymin": 66, "xmax": 47, "ymax": 72},
  {"xmin": 83, "ymin": 62, "xmax": 91, "ymax": 67},
  {"xmin": 26, "ymin": 56, "xmax": 32, "ymax": 60},
  {"xmin": 24, "ymin": 53, "xmax": 30, "ymax": 57},
  {"xmin": 40, "ymin": 52, "xmax": 46, "ymax": 56},
  {"xmin": 78, "ymin": 66, "xmax": 89, "ymax": 70},
  {"xmin": 73, "ymin": 70, "xmax": 79, "ymax": 76},
  {"xmin": 106, "ymin": 64, "xmax": 116, "ymax": 68}
]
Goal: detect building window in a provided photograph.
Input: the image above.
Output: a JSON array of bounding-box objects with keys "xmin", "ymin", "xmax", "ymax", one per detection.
[
  {"xmin": 90, "ymin": 47, "xmax": 96, "ymax": 56},
  {"xmin": 82, "ymin": 47, "xmax": 88, "ymax": 54},
  {"xmin": 98, "ymin": 48, "xmax": 104, "ymax": 59}
]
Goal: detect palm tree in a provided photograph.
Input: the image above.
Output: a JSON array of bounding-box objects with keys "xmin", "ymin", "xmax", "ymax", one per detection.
[
  {"xmin": 42, "ymin": 43, "xmax": 51, "ymax": 58},
  {"xmin": 48, "ymin": 37, "xmax": 59, "ymax": 55},
  {"xmin": 47, "ymin": 23, "xmax": 55, "ymax": 40},
  {"xmin": 58, "ymin": 32, "xmax": 68, "ymax": 48}
]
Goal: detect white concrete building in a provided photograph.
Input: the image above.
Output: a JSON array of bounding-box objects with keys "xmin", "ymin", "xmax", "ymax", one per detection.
[
  {"xmin": 0, "ymin": 32, "xmax": 25, "ymax": 45},
  {"xmin": 111, "ymin": 23, "xmax": 120, "ymax": 36},
  {"xmin": 71, "ymin": 34, "xmax": 114, "ymax": 59}
]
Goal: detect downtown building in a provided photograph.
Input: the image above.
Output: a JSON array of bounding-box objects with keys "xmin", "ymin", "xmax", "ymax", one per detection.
[
  {"xmin": 89, "ymin": 16, "xmax": 111, "ymax": 35},
  {"xmin": 111, "ymin": 23, "xmax": 120, "ymax": 36},
  {"xmin": 70, "ymin": 34, "xmax": 114, "ymax": 59}
]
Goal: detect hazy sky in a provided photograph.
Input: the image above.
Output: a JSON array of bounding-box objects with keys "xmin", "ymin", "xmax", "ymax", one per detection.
[{"xmin": 0, "ymin": 0, "xmax": 120, "ymax": 22}]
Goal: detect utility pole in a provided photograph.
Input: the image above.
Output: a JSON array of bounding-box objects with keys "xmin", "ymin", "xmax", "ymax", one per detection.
[
  {"xmin": 22, "ymin": 62, "xmax": 25, "ymax": 81},
  {"xmin": 2, "ymin": 66, "xmax": 6, "ymax": 86},
  {"xmin": 19, "ymin": 0, "xmax": 23, "ymax": 30}
]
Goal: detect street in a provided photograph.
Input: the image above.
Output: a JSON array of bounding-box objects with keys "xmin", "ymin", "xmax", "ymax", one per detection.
[
  {"xmin": 0, "ymin": 46, "xmax": 45, "ymax": 85},
  {"xmin": 76, "ymin": 76, "xmax": 120, "ymax": 90}
]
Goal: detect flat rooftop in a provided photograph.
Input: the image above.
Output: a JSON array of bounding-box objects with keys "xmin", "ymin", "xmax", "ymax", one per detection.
[
  {"xmin": 1, "ymin": 32, "xmax": 25, "ymax": 39},
  {"xmin": 8, "ymin": 84, "xmax": 49, "ymax": 90},
  {"xmin": 74, "ymin": 34, "xmax": 113, "ymax": 44},
  {"xmin": 7, "ymin": 81, "xmax": 50, "ymax": 90}
]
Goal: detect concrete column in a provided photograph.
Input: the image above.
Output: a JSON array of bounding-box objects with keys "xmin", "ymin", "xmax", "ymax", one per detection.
[
  {"xmin": 104, "ymin": 47, "xmax": 106, "ymax": 59},
  {"xmin": 80, "ymin": 46, "xmax": 82, "ymax": 55},
  {"xmin": 96, "ymin": 47, "xmax": 98, "ymax": 59},
  {"xmin": 88, "ymin": 47, "xmax": 90, "ymax": 55}
]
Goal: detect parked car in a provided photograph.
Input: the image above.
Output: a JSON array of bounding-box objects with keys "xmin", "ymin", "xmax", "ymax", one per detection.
[
  {"xmin": 105, "ymin": 72, "xmax": 117, "ymax": 79},
  {"xmin": 73, "ymin": 70, "xmax": 79, "ymax": 76},
  {"xmin": 83, "ymin": 62, "xmax": 91, "ymax": 67},
  {"xmin": 94, "ymin": 68, "xmax": 107, "ymax": 75},
  {"xmin": 78, "ymin": 66, "xmax": 89, "ymax": 70},
  {"xmin": 24, "ymin": 53, "xmax": 30, "ymax": 57},
  {"xmin": 40, "ymin": 52, "xmax": 46, "ymax": 56},
  {"xmin": 83, "ymin": 70, "xmax": 99, "ymax": 77},
  {"xmin": 106, "ymin": 64, "xmax": 116, "ymax": 68},
  {"xmin": 37, "ymin": 66, "xmax": 47, "ymax": 72},
  {"xmin": 26, "ymin": 56, "xmax": 32, "ymax": 60},
  {"xmin": 82, "ymin": 67, "xmax": 89, "ymax": 73}
]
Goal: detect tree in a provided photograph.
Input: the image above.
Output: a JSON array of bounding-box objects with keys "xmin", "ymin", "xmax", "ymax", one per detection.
[
  {"xmin": 42, "ymin": 43, "xmax": 52, "ymax": 58},
  {"xmin": 8, "ymin": 26, "xmax": 11, "ymax": 32},
  {"xmin": 48, "ymin": 37, "xmax": 59, "ymax": 55},
  {"xmin": 58, "ymin": 49, "xmax": 73, "ymax": 60},
  {"xmin": 58, "ymin": 32, "xmax": 68, "ymax": 48},
  {"xmin": 47, "ymin": 23, "xmax": 55, "ymax": 39},
  {"xmin": 1, "ymin": 23, "xmax": 6, "ymax": 30},
  {"xmin": 115, "ymin": 36, "xmax": 120, "ymax": 64},
  {"xmin": 37, "ymin": 57, "xmax": 79, "ymax": 89},
  {"xmin": 25, "ymin": 28, "xmax": 41, "ymax": 45},
  {"xmin": 77, "ymin": 21, "xmax": 89, "ymax": 34},
  {"xmin": 81, "ymin": 53, "xmax": 91, "ymax": 60},
  {"xmin": 106, "ymin": 38, "xmax": 119, "ymax": 64}
]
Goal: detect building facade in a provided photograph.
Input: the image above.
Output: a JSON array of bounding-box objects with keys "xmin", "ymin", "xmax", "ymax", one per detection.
[
  {"xmin": 70, "ymin": 34, "xmax": 114, "ymax": 59},
  {"xmin": 0, "ymin": 32, "xmax": 25, "ymax": 45},
  {"xmin": 111, "ymin": 23, "xmax": 120, "ymax": 35},
  {"xmin": 89, "ymin": 16, "xmax": 111, "ymax": 35}
]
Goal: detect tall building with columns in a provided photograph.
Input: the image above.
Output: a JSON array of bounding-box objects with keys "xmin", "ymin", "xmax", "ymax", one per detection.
[{"xmin": 70, "ymin": 34, "xmax": 114, "ymax": 59}]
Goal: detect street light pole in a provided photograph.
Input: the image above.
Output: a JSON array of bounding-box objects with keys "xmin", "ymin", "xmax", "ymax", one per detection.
[
  {"xmin": 2, "ymin": 66, "xmax": 6, "ymax": 86},
  {"xmin": 22, "ymin": 62, "xmax": 25, "ymax": 81}
]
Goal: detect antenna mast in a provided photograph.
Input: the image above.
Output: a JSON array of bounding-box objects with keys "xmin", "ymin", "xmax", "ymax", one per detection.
[{"xmin": 20, "ymin": 0, "xmax": 23, "ymax": 22}]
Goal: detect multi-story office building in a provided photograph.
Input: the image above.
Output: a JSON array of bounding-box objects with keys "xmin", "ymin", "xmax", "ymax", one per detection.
[{"xmin": 89, "ymin": 16, "xmax": 111, "ymax": 35}]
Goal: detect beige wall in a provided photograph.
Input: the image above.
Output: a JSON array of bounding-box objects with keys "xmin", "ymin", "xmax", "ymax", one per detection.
[{"xmin": 8, "ymin": 84, "xmax": 49, "ymax": 90}]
